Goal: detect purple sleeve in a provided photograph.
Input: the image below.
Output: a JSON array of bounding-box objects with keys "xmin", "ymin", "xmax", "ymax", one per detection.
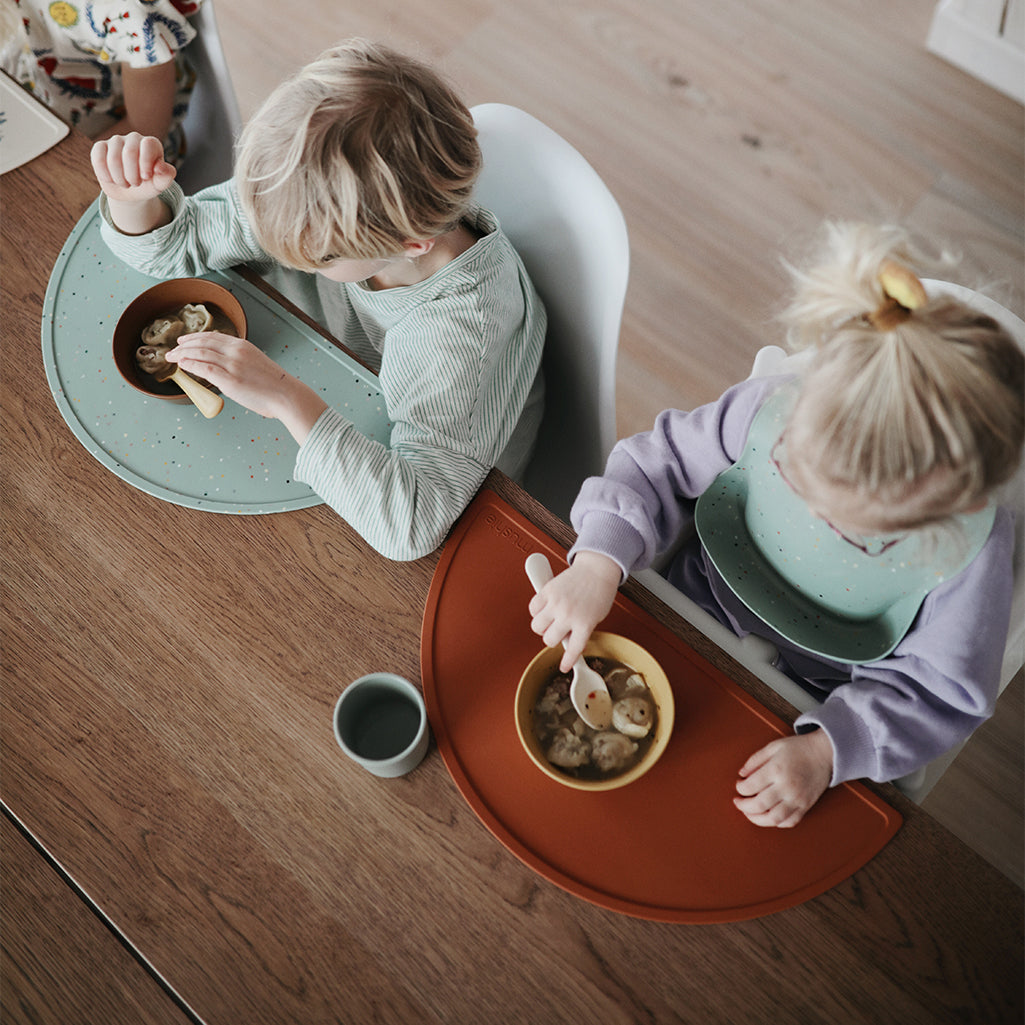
[
  {"xmin": 796, "ymin": 507, "xmax": 1016, "ymax": 785},
  {"xmin": 568, "ymin": 375, "xmax": 784, "ymax": 578}
]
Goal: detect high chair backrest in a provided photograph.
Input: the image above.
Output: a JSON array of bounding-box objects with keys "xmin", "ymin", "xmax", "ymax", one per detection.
[
  {"xmin": 923, "ymin": 281, "xmax": 1025, "ymax": 696},
  {"xmin": 470, "ymin": 103, "xmax": 629, "ymax": 520},
  {"xmin": 176, "ymin": 1, "xmax": 242, "ymax": 194}
]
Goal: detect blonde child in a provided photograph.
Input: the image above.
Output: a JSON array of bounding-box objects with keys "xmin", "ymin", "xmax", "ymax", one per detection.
[
  {"xmin": 90, "ymin": 39, "xmax": 546, "ymax": 561},
  {"xmin": 2, "ymin": 0, "xmax": 202, "ymax": 163},
  {"xmin": 529, "ymin": 222, "xmax": 1023, "ymax": 827}
]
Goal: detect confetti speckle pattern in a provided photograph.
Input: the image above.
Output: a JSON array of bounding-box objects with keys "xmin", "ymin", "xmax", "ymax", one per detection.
[{"xmin": 42, "ymin": 201, "xmax": 392, "ymax": 515}]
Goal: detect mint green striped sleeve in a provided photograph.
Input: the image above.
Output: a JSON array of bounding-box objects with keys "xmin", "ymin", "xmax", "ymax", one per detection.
[
  {"xmin": 295, "ymin": 247, "xmax": 545, "ymax": 561},
  {"xmin": 99, "ymin": 181, "xmax": 272, "ymax": 278},
  {"xmin": 295, "ymin": 406, "xmax": 488, "ymax": 560}
]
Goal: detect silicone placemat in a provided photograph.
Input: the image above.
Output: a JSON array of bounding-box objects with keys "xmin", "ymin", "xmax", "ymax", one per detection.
[
  {"xmin": 42, "ymin": 200, "xmax": 392, "ymax": 514},
  {"xmin": 421, "ymin": 490, "xmax": 902, "ymax": 923}
]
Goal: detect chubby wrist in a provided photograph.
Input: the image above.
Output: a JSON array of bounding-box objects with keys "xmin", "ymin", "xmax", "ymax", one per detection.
[
  {"xmin": 273, "ymin": 376, "xmax": 329, "ymax": 444},
  {"xmin": 106, "ymin": 196, "xmax": 173, "ymax": 236},
  {"xmin": 570, "ymin": 550, "xmax": 624, "ymax": 588},
  {"xmin": 798, "ymin": 726, "xmax": 835, "ymax": 778}
]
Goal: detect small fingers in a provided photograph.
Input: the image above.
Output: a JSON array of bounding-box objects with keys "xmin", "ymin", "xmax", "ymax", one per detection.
[
  {"xmin": 94, "ymin": 134, "xmax": 130, "ymax": 187},
  {"xmin": 559, "ymin": 634, "xmax": 587, "ymax": 674},
  {"xmin": 734, "ymin": 766, "xmax": 772, "ymax": 799},
  {"xmin": 137, "ymin": 134, "xmax": 168, "ymax": 179},
  {"xmin": 170, "ymin": 332, "xmax": 242, "ymax": 361},
  {"xmin": 527, "ymin": 608, "xmax": 581, "ymax": 673},
  {"xmin": 528, "ymin": 607, "xmax": 554, "ymax": 638},
  {"xmin": 733, "ymin": 779, "xmax": 780, "ymax": 815},
  {"xmin": 734, "ymin": 795, "xmax": 805, "ymax": 829},
  {"xmin": 90, "ymin": 134, "xmax": 170, "ymax": 191},
  {"xmin": 120, "ymin": 133, "xmax": 146, "ymax": 186},
  {"xmin": 567, "ymin": 622, "xmax": 598, "ymax": 664},
  {"xmin": 540, "ymin": 622, "xmax": 570, "ymax": 652},
  {"xmin": 90, "ymin": 140, "xmax": 115, "ymax": 185},
  {"xmin": 737, "ymin": 739, "xmax": 779, "ymax": 781},
  {"xmin": 93, "ymin": 134, "xmax": 138, "ymax": 188},
  {"xmin": 164, "ymin": 340, "xmax": 228, "ymax": 381}
]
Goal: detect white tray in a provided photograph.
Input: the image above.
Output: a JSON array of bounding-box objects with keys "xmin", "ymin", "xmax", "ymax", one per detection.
[{"xmin": 1, "ymin": 73, "xmax": 69, "ymax": 175}]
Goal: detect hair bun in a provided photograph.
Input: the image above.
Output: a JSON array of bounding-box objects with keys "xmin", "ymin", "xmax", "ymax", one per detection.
[{"xmin": 867, "ymin": 260, "xmax": 928, "ymax": 330}]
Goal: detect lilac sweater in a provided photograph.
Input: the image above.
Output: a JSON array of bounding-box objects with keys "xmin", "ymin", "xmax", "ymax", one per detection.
[{"xmin": 569, "ymin": 376, "xmax": 1015, "ymax": 786}]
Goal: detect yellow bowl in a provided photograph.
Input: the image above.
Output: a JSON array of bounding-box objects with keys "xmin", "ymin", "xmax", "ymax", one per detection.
[
  {"xmin": 514, "ymin": 631, "xmax": 675, "ymax": 791},
  {"xmin": 112, "ymin": 277, "xmax": 246, "ymax": 402}
]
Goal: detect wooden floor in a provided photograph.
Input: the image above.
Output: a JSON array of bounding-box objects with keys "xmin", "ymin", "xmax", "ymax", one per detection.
[{"xmin": 213, "ymin": 0, "xmax": 1024, "ymax": 887}]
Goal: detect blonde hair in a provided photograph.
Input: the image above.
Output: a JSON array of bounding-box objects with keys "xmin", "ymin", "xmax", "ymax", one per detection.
[
  {"xmin": 780, "ymin": 222, "xmax": 1024, "ymax": 527},
  {"xmin": 234, "ymin": 39, "xmax": 481, "ymax": 270}
]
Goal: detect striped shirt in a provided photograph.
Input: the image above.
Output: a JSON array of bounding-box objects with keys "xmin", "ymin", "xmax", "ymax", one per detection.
[{"xmin": 100, "ymin": 181, "xmax": 546, "ymax": 559}]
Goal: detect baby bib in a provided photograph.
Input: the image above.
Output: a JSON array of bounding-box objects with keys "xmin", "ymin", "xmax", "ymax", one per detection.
[{"xmin": 695, "ymin": 385, "xmax": 995, "ymax": 662}]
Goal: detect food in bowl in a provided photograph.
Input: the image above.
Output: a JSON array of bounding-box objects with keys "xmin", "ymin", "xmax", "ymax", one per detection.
[
  {"xmin": 112, "ymin": 278, "xmax": 247, "ymax": 401},
  {"xmin": 515, "ymin": 632, "xmax": 674, "ymax": 792},
  {"xmin": 533, "ymin": 657, "xmax": 658, "ymax": 780},
  {"xmin": 135, "ymin": 302, "xmax": 238, "ymax": 389}
]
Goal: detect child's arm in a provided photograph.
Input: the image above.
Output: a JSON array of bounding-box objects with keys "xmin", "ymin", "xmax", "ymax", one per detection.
[
  {"xmin": 164, "ymin": 333, "xmax": 329, "ymax": 444},
  {"xmin": 95, "ymin": 62, "xmax": 178, "ymax": 146},
  {"xmin": 528, "ymin": 551, "xmax": 622, "ymax": 672},
  {"xmin": 91, "ymin": 133, "xmax": 175, "ymax": 235},
  {"xmin": 734, "ymin": 729, "xmax": 834, "ymax": 828},
  {"xmin": 789, "ymin": 510, "xmax": 1013, "ymax": 787}
]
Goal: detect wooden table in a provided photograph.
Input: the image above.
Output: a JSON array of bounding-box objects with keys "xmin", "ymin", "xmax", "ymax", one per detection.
[{"xmin": 3, "ymin": 128, "xmax": 1022, "ymax": 1025}]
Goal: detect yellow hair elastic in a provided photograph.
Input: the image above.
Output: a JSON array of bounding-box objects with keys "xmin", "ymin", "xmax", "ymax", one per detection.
[{"xmin": 866, "ymin": 259, "xmax": 928, "ymax": 331}]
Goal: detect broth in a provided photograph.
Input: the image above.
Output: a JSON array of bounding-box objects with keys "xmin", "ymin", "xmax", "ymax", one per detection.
[{"xmin": 531, "ymin": 656, "xmax": 658, "ymax": 781}]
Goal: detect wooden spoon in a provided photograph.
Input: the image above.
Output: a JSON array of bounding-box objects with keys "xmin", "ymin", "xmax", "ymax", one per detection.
[{"xmin": 137, "ymin": 346, "xmax": 224, "ymax": 418}]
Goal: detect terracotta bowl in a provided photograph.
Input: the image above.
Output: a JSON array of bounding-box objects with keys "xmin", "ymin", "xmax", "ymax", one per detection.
[
  {"xmin": 112, "ymin": 278, "xmax": 246, "ymax": 401},
  {"xmin": 515, "ymin": 631, "xmax": 675, "ymax": 791}
]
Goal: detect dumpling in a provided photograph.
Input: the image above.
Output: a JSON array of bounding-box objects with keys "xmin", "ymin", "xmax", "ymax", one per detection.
[
  {"xmin": 178, "ymin": 303, "xmax": 213, "ymax": 333},
  {"xmin": 136, "ymin": 344, "xmax": 171, "ymax": 375},
  {"xmin": 141, "ymin": 316, "xmax": 185, "ymax": 347},
  {"xmin": 591, "ymin": 731, "xmax": 638, "ymax": 772},
  {"xmin": 536, "ymin": 679, "xmax": 571, "ymax": 717},
  {"xmin": 606, "ymin": 667, "xmax": 649, "ymax": 700},
  {"xmin": 612, "ymin": 696, "xmax": 654, "ymax": 739},
  {"xmin": 546, "ymin": 728, "xmax": 590, "ymax": 769}
]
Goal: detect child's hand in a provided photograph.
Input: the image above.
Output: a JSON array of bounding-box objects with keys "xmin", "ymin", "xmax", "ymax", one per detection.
[
  {"xmin": 528, "ymin": 551, "xmax": 622, "ymax": 671},
  {"xmin": 91, "ymin": 133, "xmax": 177, "ymax": 204},
  {"xmin": 734, "ymin": 730, "xmax": 833, "ymax": 828},
  {"xmin": 166, "ymin": 334, "xmax": 328, "ymax": 443}
]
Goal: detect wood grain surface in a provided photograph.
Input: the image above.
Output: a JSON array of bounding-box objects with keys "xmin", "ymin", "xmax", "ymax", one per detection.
[
  {"xmin": 1, "ymin": 814, "xmax": 195, "ymax": 1025},
  {"xmin": 3, "ymin": 126, "xmax": 1023, "ymax": 1025},
  {"xmin": 213, "ymin": 0, "xmax": 1025, "ymax": 892}
]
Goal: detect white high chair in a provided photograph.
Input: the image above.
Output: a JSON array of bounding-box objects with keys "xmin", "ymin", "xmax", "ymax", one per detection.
[
  {"xmin": 637, "ymin": 280, "xmax": 1024, "ymax": 803},
  {"xmin": 470, "ymin": 103, "xmax": 629, "ymax": 521},
  {"xmin": 176, "ymin": 1, "xmax": 242, "ymax": 194}
]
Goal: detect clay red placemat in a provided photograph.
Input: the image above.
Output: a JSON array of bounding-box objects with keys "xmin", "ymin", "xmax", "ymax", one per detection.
[{"xmin": 421, "ymin": 489, "xmax": 901, "ymax": 922}]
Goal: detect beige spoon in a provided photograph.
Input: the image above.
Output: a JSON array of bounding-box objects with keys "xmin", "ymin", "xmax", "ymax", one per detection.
[
  {"xmin": 524, "ymin": 552, "xmax": 614, "ymax": 730},
  {"xmin": 136, "ymin": 346, "xmax": 224, "ymax": 419}
]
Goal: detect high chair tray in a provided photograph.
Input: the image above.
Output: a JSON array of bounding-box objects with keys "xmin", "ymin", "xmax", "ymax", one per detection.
[
  {"xmin": 42, "ymin": 200, "xmax": 392, "ymax": 514},
  {"xmin": 421, "ymin": 489, "xmax": 902, "ymax": 923}
]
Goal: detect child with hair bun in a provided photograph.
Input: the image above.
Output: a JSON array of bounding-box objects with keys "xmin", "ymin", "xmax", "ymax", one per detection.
[
  {"xmin": 90, "ymin": 39, "xmax": 546, "ymax": 560},
  {"xmin": 529, "ymin": 221, "xmax": 1023, "ymax": 827}
]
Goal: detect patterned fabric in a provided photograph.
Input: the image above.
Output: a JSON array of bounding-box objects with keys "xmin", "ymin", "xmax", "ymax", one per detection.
[
  {"xmin": 99, "ymin": 180, "xmax": 547, "ymax": 560},
  {"xmin": 3, "ymin": 0, "xmax": 199, "ymax": 159}
]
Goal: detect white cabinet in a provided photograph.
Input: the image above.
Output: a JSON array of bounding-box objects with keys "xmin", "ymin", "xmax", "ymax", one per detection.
[{"xmin": 927, "ymin": 0, "xmax": 1025, "ymax": 102}]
